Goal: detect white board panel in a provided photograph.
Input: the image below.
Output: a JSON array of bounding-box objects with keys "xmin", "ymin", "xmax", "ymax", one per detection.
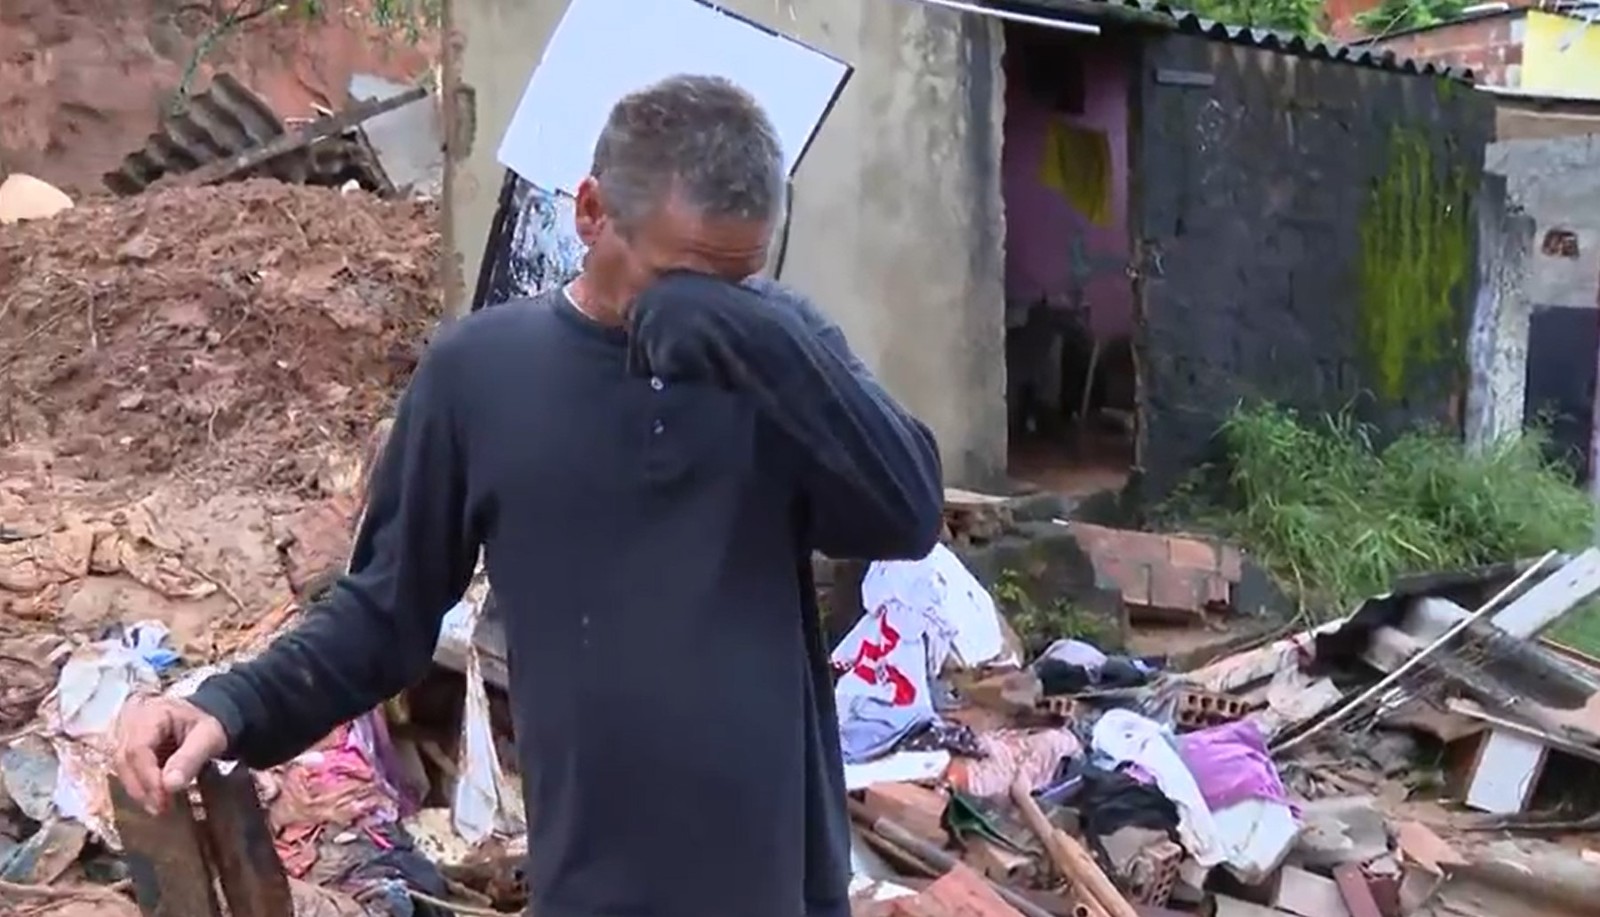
[{"xmin": 498, "ymin": 0, "xmax": 851, "ymax": 193}]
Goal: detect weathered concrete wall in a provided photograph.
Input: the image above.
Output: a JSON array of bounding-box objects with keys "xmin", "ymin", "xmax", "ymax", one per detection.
[
  {"xmin": 1487, "ymin": 133, "xmax": 1600, "ymax": 311},
  {"xmin": 1133, "ymin": 35, "xmax": 1493, "ymax": 500},
  {"xmin": 441, "ymin": 0, "xmax": 1009, "ymax": 486},
  {"xmin": 1465, "ymin": 172, "xmax": 1533, "ymax": 448}
]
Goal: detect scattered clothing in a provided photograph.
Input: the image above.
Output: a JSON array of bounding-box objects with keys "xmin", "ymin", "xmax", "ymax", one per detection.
[
  {"xmin": 264, "ymin": 719, "xmax": 403, "ymax": 835},
  {"xmin": 1037, "ymin": 639, "xmax": 1107, "ymax": 672},
  {"xmin": 1074, "ymin": 765, "xmax": 1181, "ymax": 840},
  {"xmin": 947, "ymin": 728, "xmax": 1081, "ymax": 798},
  {"xmin": 833, "ymin": 544, "xmax": 1009, "ymax": 762},
  {"xmin": 945, "ymin": 792, "xmax": 1034, "ymax": 852},
  {"xmin": 898, "ymin": 720, "xmax": 986, "ymax": 758},
  {"xmin": 1039, "ymin": 122, "xmax": 1113, "ymax": 226},
  {"xmin": 1091, "ymin": 709, "xmax": 1224, "ymax": 866},
  {"xmin": 1176, "ymin": 720, "xmax": 1293, "ymax": 812},
  {"xmin": 1036, "ymin": 653, "xmax": 1158, "ymax": 696}
]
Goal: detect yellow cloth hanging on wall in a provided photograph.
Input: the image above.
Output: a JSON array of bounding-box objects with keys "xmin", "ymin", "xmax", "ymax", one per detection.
[{"xmin": 1038, "ymin": 121, "xmax": 1112, "ymax": 227}]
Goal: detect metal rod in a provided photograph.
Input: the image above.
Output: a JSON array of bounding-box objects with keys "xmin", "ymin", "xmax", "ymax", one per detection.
[
  {"xmin": 908, "ymin": 0, "xmax": 1103, "ymax": 35},
  {"xmin": 1274, "ymin": 550, "xmax": 1557, "ymax": 754}
]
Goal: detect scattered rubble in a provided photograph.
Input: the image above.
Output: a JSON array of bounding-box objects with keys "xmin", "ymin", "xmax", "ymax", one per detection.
[
  {"xmin": 0, "ymin": 180, "xmax": 439, "ymax": 653},
  {"xmin": 5, "ymin": 439, "xmax": 1600, "ymax": 916},
  {"xmin": 2, "ymin": 166, "xmax": 1597, "ymax": 917},
  {"xmin": 825, "ymin": 529, "xmax": 1600, "ymax": 917}
]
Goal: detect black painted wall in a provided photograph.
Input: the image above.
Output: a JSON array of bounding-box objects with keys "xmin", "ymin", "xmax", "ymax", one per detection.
[
  {"xmin": 1524, "ymin": 305, "xmax": 1599, "ymax": 483},
  {"xmin": 1129, "ymin": 35, "xmax": 1495, "ymax": 501}
]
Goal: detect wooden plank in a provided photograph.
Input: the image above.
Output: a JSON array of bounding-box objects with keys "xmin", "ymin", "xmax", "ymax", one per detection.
[
  {"xmin": 1490, "ymin": 547, "xmax": 1600, "ymax": 638},
  {"xmin": 111, "ymin": 777, "xmax": 223, "ymax": 917},
  {"xmin": 886, "ymin": 863, "xmax": 1027, "ymax": 916},
  {"xmin": 1331, "ymin": 866, "xmax": 1384, "ymax": 917},
  {"xmin": 196, "ymin": 763, "xmax": 293, "ymax": 917},
  {"xmin": 860, "ymin": 783, "xmax": 949, "ymax": 848},
  {"xmin": 1446, "ymin": 698, "xmax": 1600, "ymax": 766}
]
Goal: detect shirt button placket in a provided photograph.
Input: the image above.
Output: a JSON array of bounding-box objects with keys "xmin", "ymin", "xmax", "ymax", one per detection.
[{"xmin": 650, "ymin": 376, "xmax": 665, "ymax": 436}]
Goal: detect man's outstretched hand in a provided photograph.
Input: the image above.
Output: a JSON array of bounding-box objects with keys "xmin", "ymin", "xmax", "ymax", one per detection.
[{"xmin": 112, "ymin": 695, "xmax": 228, "ymax": 815}]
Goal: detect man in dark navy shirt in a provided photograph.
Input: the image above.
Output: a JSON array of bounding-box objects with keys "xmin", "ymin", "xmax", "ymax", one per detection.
[{"xmin": 112, "ymin": 74, "xmax": 944, "ymax": 917}]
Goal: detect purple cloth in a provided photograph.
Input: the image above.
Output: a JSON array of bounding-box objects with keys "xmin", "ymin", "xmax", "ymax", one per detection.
[{"xmin": 1176, "ymin": 720, "xmax": 1290, "ymax": 811}]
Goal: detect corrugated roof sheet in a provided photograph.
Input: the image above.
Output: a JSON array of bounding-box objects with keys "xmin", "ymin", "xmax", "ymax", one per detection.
[{"xmin": 1000, "ymin": 0, "xmax": 1475, "ymax": 80}]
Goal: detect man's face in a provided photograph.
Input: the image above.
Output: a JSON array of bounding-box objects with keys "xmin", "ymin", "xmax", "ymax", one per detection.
[{"xmin": 573, "ymin": 176, "xmax": 772, "ymax": 314}]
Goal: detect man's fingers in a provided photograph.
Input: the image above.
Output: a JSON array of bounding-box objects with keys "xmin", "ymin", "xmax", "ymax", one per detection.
[
  {"xmin": 116, "ymin": 741, "xmax": 166, "ymax": 814},
  {"xmin": 113, "ymin": 703, "xmax": 169, "ymax": 814},
  {"xmin": 160, "ymin": 716, "xmax": 226, "ymax": 793}
]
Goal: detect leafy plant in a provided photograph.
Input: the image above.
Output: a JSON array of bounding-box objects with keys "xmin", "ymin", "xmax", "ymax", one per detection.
[
  {"xmin": 1355, "ymin": 0, "xmax": 1469, "ymax": 38},
  {"xmin": 1186, "ymin": 0, "xmax": 1324, "ymax": 36},
  {"xmin": 993, "ymin": 569, "xmax": 1111, "ymax": 651},
  {"xmin": 172, "ymin": 0, "xmax": 440, "ymax": 104},
  {"xmin": 1170, "ymin": 404, "xmax": 1595, "ymax": 615}
]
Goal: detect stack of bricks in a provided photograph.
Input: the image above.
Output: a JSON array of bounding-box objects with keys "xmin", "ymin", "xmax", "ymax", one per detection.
[
  {"xmin": 1068, "ymin": 523, "xmax": 1242, "ymax": 621},
  {"xmin": 1174, "ymin": 687, "xmax": 1251, "ymax": 729},
  {"xmin": 1124, "ymin": 840, "xmax": 1184, "ymax": 907}
]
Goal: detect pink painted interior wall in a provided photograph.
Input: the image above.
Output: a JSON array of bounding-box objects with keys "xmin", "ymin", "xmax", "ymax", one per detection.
[{"xmin": 1003, "ymin": 41, "xmax": 1133, "ymax": 340}]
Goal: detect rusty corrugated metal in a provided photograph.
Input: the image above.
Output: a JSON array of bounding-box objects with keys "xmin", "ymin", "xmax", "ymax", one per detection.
[
  {"xmin": 1000, "ymin": 0, "xmax": 1477, "ymax": 79},
  {"xmin": 103, "ymin": 74, "xmax": 391, "ymax": 195},
  {"xmin": 103, "ymin": 74, "xmax": 286, "ymax": 195}
]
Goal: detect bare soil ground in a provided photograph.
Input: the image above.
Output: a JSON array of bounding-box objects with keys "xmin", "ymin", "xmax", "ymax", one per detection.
[{"xmin": 0, "ymin": 181, "xmax": 439, "ymax": 656}]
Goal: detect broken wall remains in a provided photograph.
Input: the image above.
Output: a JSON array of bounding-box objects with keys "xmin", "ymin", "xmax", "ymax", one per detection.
[
  {"xmin": 1464, "ymin": 172, "xmax": 1534, "ymax": 450},
  {"xmin": 1132, "ymin": 36, "xmax": 1494, "ymax": 501}
]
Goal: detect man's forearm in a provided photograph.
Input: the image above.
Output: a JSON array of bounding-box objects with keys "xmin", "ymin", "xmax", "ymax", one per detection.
[
  {"xmin": 187, "ymin": 582, "xmax": 434, "ymax": 768},
  {"xmin": 628, "ymin": 273, "xmax": 943, "ymax": 559},
  {"xmin": 189, "ymin": 326, "xmax": 480, "ymax": 768}
]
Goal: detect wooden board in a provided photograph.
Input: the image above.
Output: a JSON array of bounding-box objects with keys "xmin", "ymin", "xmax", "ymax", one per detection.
[
  {"xmin": 111, "ymin": 778, "xmax": 222, "ymax": 917},
  {"xmin": 196, "ymin": 763, "xmax": 293, "ymax": 917}
]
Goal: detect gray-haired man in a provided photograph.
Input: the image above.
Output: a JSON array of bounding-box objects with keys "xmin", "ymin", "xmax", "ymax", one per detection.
[{"xmin": 113, "ymin": 75, "xmax": 944, "ymax": 917}]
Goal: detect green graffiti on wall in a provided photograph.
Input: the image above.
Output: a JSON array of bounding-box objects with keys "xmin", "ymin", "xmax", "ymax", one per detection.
[{"xmin": 1357, "ymin": 129, "xmax": 1471, "ymax": 401}]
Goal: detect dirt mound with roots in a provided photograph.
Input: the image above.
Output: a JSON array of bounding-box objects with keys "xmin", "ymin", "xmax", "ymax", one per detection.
[{"xmin": 0, "ymin": 181, "xmax": 439, "ymax": 654}]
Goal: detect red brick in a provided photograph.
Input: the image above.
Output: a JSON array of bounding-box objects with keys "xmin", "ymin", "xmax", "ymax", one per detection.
[
  {"xmin": 885, "ymin": 863, "xmax": 1024, "ymax": 917},
  {"xmin": 1094, "ymin": 555, "xmax": 1151, "ymax": 606},
  {"xmin": 1072, "ymin": 523, "xmax": 1169, "ymax": 566},
  {"xmin": 1167, "ymin": 536, "xmax": 1219, "ymax": 572},
  {"xmin": 1204, "ymin": 575, "xmax": 1232, "ymax": 607},
  {"xmin": 1334, "ymin": 864, "xmax": 1385, "ymax": 917},
  {"xmin": 1069, "ymin": 521, "xmax": 1112, "ymax": 544},
  {"xmin": 1149, "ymin": 566, "xmax": 1203, "ymax": 614}
]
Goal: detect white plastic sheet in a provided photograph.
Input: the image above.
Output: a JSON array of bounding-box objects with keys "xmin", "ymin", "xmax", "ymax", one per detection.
[
  {"xmin": 497, "ymin": 0, "xmax": 850, "ymax": 192},
  {"xmin": 444, "ymin": 598, "xmax": 526, "ymax": 845},
  {"xmin": 52, "ymin": 620, "xmax": 167, "ymax": 736}
]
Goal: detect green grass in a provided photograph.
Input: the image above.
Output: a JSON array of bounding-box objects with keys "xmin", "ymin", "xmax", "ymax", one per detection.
[
  {"xmin": 1169, "ymin": 404, "xmax": 1596, "ymax": 622},
  {"xmin": 1550, "ymin": 602, "xmax": 1600, "ymax": 656}
]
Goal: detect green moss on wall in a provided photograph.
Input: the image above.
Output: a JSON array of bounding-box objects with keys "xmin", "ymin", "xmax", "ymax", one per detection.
[{"xmin": 1358, "ymin": 129, "xmax": 1471, "ymax": 401}]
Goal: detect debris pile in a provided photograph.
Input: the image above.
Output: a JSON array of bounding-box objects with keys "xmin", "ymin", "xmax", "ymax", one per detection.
[
  {"xmin": 6, "ymin": 463, "xmax": 1600, "ymax": 916},
  {"xmin": 0, "ymin": 179, "xmax": 438, "ymax": 482},
  {"xmin": 834, "ymin": 534, "xmax": 1600, "ymax": 917},
  {"xmin": 2, "ymin": 186, "xmax": 1597, "ymax": 915},
  {"xmin": 0, "ymin": 180, "xmax": 439, "ymax": 654}
]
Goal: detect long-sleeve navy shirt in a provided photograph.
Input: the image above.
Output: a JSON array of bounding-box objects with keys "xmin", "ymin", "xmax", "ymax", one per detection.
[{"xmin": 187, "ymin": 273, "xmax": 944, "ymax": 917}]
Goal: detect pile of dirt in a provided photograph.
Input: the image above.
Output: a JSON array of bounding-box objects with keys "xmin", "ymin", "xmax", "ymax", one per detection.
[
  {"xmin": 0, "ymin": 180, "xmax": 440, "ymax": 489},
  {"xmin": 0, "ymin": 181, "xmax": 438, "ymax": 654}
]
